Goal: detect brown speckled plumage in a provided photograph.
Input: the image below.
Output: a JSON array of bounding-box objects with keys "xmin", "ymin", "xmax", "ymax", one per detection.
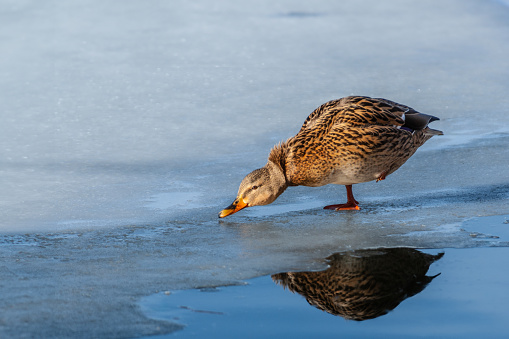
[
  {"xmin": 280, "ymin": 96, "xmax": 440, "ymax": 186},
  {"xmin": 272, "ymin": 248, "xmax": 443, "ymax": 321},
  {"xmin": 219, "ymin": 96, "xmax": 442, "ymax": 217}
]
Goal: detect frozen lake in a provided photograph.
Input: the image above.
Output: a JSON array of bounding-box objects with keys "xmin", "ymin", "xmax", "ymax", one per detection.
[{"xmin": 1, "ymin": 0, "xmax": 509, "ymax": 337}]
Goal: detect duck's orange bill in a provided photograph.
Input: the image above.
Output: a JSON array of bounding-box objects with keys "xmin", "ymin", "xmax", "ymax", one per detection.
[{"xmin": 218, "ymin": 197, "xmax": 248, "ymax": 218}]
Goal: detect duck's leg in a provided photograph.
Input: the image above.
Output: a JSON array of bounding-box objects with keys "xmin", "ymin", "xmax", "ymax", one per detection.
[{"xmin": 324, "ymin": 185, "xmax": 360, "ymax": 211}]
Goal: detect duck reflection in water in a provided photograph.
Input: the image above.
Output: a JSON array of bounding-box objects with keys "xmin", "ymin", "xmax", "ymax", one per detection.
[{"xmin": 272, "ymin": 248, "xmax": 443, "ymax": 321}]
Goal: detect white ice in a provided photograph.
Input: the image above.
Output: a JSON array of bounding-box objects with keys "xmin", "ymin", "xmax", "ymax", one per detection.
[{"xmin": 2, "ymin": 0, "xmax": 509, "ymax": 232}]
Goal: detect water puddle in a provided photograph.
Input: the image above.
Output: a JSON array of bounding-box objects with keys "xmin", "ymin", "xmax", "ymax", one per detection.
[
  {"xmin": 139, "ymin": 245, "xmax": 509, "ymax": 338},
  {"xmin": 462, "ymin": 215, "xmax": 509, "ymax": 243}
]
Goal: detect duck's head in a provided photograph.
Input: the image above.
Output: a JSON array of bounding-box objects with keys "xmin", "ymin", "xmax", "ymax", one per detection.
[{"xmin": 218, "ymin": 162, "xmax": 287, "ymax": 218}]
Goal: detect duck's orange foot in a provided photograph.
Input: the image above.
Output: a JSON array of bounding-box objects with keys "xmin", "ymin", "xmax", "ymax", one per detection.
[{"xmin": 324, "ymin": 203, "xmax": 360, "ymax": 211}]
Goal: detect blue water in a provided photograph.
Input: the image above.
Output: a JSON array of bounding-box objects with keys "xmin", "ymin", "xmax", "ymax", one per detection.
[{"xmin": 141, "ymin": 246, "xmax": 509, "ymax": 338}]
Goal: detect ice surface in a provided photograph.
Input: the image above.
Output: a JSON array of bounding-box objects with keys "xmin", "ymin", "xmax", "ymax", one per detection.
[
  {"xmin": 1, "ymin": 0, "xmax": 509, "ymax": 337},
  {"xmin": 2, "ymin": 0, "xmax": 509, "ymax": 232}
]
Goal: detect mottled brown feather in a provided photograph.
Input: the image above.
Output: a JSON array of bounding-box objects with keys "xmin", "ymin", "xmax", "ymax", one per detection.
[{"xmin": 270, "ymin": 96, "xmax": 440, "ymax": 187}]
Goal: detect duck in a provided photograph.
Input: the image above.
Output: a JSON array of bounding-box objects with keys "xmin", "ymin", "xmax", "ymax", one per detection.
[{"xmin": 219, "ymin": 96, "xmax": 442, "ymax": 218}]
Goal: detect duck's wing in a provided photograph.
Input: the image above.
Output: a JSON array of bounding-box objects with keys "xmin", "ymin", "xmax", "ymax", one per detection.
[
  {"xmin": 299, "ymin": 98, "xmax": 345, "ymax": 132},
  {"xmin": 298, "ymin": 96, "xmax": 405, "ymax": 136},
  {"xmin": 299, "ymin": 96, "xmax": 438, "ymax": 134},
  {"xmin": 372, "ymin": 97, "xmax": 440, "ymax": 131}
]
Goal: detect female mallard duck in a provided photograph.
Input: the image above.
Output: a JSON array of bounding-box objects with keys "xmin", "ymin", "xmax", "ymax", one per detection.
[{"xmin": 219, "ymin": 96, "xmax": 442, "ymax": 218}]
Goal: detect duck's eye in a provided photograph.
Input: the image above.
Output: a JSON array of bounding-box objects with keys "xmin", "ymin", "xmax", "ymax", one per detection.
[{"xmin": 251, "ymin": 185, "xmax": 260, "ymax": 190}]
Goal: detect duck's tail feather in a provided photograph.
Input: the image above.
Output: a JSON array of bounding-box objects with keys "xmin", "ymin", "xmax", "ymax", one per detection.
[
  {"xmin": 424, "ymin": 127, "xmax": 443, "ymax": 136},
  {"xmin": 403, "ymin": 112, "xmax": 440, "ymax": 131}
]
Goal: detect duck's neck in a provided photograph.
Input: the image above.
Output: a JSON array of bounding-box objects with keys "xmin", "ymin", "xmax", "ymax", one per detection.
[
  {"xmin": 266, "ymin": 141, "xmax": 290, "ymax": 198},
  {"xmin": 268, "ymin": 141, "xmax": 289, "ymax": 182}
]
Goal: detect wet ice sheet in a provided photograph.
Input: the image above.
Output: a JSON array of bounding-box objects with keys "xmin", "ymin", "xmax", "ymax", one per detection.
[{"xmin": 1, "ymin": 213, "xmax": 508, "ymax": 338}]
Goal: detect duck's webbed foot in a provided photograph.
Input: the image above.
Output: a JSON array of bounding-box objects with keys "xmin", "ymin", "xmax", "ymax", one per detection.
[{"xmin": 323, "ymin": 202, "xmax": 360, "ymax": 211}]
